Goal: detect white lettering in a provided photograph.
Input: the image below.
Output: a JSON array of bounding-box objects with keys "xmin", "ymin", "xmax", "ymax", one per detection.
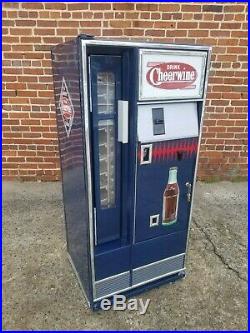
[
  {"xmin": 100, "ymin": 298, "xmax": 111, "ymax": 311},
  {"xmin": 113, "ymin": 295, "xmax": 126, "ymax": 311},
  {"xmin": 176, "ymin": 71, "xmax": 183, "ymax": 80},
  {"xmin": 139, "ymin": 299, "xmax": 151, "ymax": 315},
  {"xmin": 148, "ymin": 65, "xmax": 196, "ymax": 86},
  {"xmin": 149, "ymin": 68, "xmax": 161, "ymax": 86},
  {"xmin": 100, "ymin": 296, "xmax": 151, "ymax": 314},
  {"xmin": 127, "ymin": 299, "xmax": 138, "ymax": 311}
]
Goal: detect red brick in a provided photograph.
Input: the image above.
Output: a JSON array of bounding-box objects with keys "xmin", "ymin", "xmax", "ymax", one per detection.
[
  {"xmin": 188, "ymin": 30, "xmax": 209, "ymax": 37},
  {"xmin": 15, "ymin": 19, "xmax": 36, "ymax": 26},
  {"xmin": 34, "ymin": 28, "xmax": 56, "ymax": 36},
  {"xmin": 154, "ymin": 22, "xmax": 175, "ymax": 29},
  {"xmin": 224, "ymin": 5, "xmax": 246, "ymax": 13},
  {"xmin": 136, "ymin": 4, "xmax": 158, "ymax": 11},
  {"xmin": 133, "ymin": 21, "xmax": 154, "ymax": 29},
  {"xmin": 199, "ymin": 22, "xmax": 219, "ymax": 29},
  {"xmin": 103, "ymin": 29, "xmax": 123, "ymax": 36},
  {"xmin": 231, "ymin": 30, "xmax": 247, "ymax": 38},
  {"xmin": 181, "ymin": 4, "xmax": 201, "ymax": 12},
  {"xmin": 37, "ymin": 20, "xmax": 57, "ymax": 27},
  {"xmin": 140, "ymin": 12, "xmax": 150, "ymax": 19},
  {"xmin": 203, "ymin": 5, "xmax": 223, "ymax": 12},
  {"xmin": 22, "ymin": 3, "xmax": 43, "ymax": 10},
  {"xmin": 158, "ymin": 4, "xmax": 180, "ymax": 11},
  {"xmin": 44, "ymin": 3, "xmax": 66, "ymax": 10},
  {"xmin": 113, "ymin": 3, "xmax": 134, "ymax": 11},
  {"xmin": 90, "ymin": 3, "xmax": 111, "ymax": 10},
  {"xmin": 67, "ymin": 3, "xmax": 89, "ymax": 11},
  {"xmin": 166, "ymin": 30, "xmax": 187, "ymax": 38},
  {"xmin": 177, "ymin": 22, "xmax": 198, "ymax": 29},
  {"xmin": 151, "ymin": 13, "xmax": 161, "ymax": 20},
  {"xmin": 21, "ymin": 36, "xmax": 41, "ymax": 43},
  {"xmin": 10, "ymin": 28, "xmax": 32, "ymax": 35},
  {"xmin": 93, "ymin": 13, "xmax": 103, "ymax": 19},
  {"xmin": 145, "ymin": 29, "xmax": 165, "ymax": 37}
]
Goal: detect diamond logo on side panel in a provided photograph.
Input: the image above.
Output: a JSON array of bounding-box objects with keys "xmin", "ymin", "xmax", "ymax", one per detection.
[{"xmin": 59, "ymin": 77, "xmax": 75, "ymax": 137}]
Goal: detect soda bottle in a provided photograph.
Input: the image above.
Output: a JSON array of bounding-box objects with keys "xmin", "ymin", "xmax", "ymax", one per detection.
[{"xmin": 162, "ymin": 167, "xmax": 179, "ymax": 225}]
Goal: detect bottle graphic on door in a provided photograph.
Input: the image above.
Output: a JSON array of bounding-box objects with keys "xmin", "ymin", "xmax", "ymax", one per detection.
[{"xmin": 162, "ymin": 166, "xmax": 179, "ymax": 226}]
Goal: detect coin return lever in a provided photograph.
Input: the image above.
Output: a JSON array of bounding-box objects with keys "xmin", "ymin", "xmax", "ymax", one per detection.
[{"xmin": 140, "ymin": 144, "xmax": 152, "ymax": 164}]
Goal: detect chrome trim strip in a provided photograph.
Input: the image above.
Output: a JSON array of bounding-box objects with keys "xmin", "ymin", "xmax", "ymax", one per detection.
[
  {"xmin": 88, "ymin": 59, "xmax": 93, "ymax": 113},
  {"xmin": 93, "ymin": 253, "xmax": 185, "ymax": 301},
  {"xmin": 93, "ymin": 267, "xmax": 185, "ymax": 302},
  {"xmin": 133, "ymin": 252, "xmax": 185, "ymax": 272},
  {"xmin": 81, "ymin": 38, "xmax": 211, "ymax": 52},
  {"xmin": 183, "ymin": 48, "xmax": 212, "ymax": 265},
  {"xmin": 132, "ymin": 138, "xmax": 138, "ymax": 244},
  {"xmin": 81, "ymin": 40, "xmax": 96, "ymax": 299},
  {"xmin": 132, "ymin": 267, "xmax": 186, "ymax": 288},
  {"xmin": 93, "ymin": 207, "xmax": 97, "ymax": 246},
  {"xmin": 95, "ymin": 270, "xmax": 130, "ymax": 284},
  {"xmin": 67, "ymin": 253, "xmax": 90, "ymax": 307},
  {"xmin": 94, "ymin": 286, "xmax": 132, "ymax": 302},
  {"xmin": 137, "ymin": 98, "xmax": 204, "ymax": 105}
]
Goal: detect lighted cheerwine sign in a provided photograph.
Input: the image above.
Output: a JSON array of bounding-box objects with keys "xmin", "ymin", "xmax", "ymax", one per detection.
[{"xmin": 146, "ymin": 62, "xmax": 197, "ymax": 90}]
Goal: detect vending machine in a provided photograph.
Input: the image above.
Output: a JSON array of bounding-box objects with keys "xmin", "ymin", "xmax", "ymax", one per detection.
[{"xmin": 51, "ymin": 36, "xmax": 211, "ymax": 309}]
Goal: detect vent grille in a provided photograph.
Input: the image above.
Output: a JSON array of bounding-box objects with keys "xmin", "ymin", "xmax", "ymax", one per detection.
[
  {"xmin": 132, "ymin": 254, "xmax": 185, "ymax": 286},
  {"xmin": 95, "ymin": 271, "xmax": 130, "ymax": 300}
]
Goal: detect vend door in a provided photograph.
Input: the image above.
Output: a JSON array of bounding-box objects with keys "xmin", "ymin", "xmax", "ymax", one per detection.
[
  {"xmin": 88, "ymin": 52, "xmax": 132, "ymax": 291},
  {"xmin": 132, "ymin": 49, "xmax": 207, "ymax": 285}
]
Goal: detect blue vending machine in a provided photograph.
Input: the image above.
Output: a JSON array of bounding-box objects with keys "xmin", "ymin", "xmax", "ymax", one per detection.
[{"xmin": 51, "ymin": 36, "xmax": 211, "ymax": 309}]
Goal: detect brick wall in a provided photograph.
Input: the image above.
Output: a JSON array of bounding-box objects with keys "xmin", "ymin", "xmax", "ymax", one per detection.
[{"xmin": 2, "ymin": 2, "xmax": 248, "ymax": 181}]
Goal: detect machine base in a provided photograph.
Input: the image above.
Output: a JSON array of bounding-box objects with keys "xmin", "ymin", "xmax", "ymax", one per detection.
[{"xmin": 92, "ymin": 270, "xmax": 185, "ymax": 311}]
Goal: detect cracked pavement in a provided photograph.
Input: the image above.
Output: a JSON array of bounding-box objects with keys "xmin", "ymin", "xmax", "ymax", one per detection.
[{"xmin": 2, "ymin": 181, "xmax": 247, "ymax": 330}]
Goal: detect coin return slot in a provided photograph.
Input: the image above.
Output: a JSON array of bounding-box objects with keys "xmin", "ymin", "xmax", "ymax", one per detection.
[
  {"xmin": 140, "ymin": 144, "xmax": 152, "ymax": 165},
  {"xmin": 150, "ymin": 214, "xmax": 160, "ymax": 227}
]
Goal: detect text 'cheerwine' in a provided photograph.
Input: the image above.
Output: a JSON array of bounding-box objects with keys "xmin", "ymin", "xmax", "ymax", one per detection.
[{"xmin": 146, "ymin": 62, "xmax": 197, "ymax": 89}]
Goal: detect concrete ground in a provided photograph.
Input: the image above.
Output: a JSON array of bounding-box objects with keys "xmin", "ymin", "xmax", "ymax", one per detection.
[{"xmin": 2, "ymin": 181, "xmax": 248, "ymax": 330}]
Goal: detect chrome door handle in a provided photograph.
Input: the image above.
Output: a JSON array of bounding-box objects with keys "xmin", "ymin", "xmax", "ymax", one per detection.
[
  {"xmin": 185, "ymin": 182, "xmax": 192, "ymax": 203},
  {"xmin": 118, "ymin": 100, "xmax": 128, "ymax": 143}
]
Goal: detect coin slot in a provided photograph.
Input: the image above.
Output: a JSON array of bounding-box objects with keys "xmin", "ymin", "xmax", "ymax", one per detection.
[{"xmin": 152, "ymin": 107, "xmax": 165, "ymax": 136}]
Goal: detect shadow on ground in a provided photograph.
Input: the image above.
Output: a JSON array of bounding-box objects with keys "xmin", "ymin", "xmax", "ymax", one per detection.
[{"xmin": 2, "ymin": 181, "xmax": 247, "ymax": 330}]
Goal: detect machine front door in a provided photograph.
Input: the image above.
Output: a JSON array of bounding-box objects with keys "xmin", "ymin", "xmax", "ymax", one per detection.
[
  {"xmin": 89, "ymin": 55, "xmax": 127, "ymax": 245},
  {"xmin": 132, "ymin": 102, "xmax": 199, "ymax": 270}
]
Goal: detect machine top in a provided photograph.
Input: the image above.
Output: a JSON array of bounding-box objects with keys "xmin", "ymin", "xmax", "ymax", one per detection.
[{"xmin": 79, "ymin": 35, "xmax": 211, "ymax": 52}]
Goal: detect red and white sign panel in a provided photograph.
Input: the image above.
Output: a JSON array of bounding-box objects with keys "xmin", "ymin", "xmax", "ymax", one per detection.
[
  {"xmin": 59, "ymin": 77, "xmax": 75, "ymax": 137},
  {"xmin": 139, "ymin": 49, "xmax": 207, "ymax": 101}
]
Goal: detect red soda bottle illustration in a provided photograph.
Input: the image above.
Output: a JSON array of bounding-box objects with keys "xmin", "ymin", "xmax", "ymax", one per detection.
[{"xmin": 162, "ymin": 167, "xmax": 179, "ymax": 225}]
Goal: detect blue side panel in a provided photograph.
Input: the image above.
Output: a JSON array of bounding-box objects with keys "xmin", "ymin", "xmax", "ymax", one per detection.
[
  {"xmin": 135, "ymin": 137, "xmax": 198, "ymax": 243},
  {"xmin": 51, "ymin": 39, "xmax": 92, "ymax": 302}
]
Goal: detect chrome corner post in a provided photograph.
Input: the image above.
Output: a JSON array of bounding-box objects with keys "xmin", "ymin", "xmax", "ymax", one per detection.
[
  {"xmin": 80, "ymin": 39, "xmax": 96, "ymax": 300},
  {"xmin": 183, "ymin": 47, "xmax": 212, "ymax": 266}
]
